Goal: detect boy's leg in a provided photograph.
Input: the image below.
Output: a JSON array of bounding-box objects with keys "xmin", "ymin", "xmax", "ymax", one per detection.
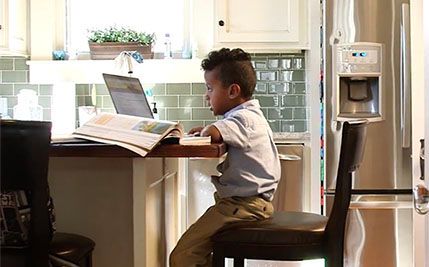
[{"xmin": 169, "ymin": 193, "xmax": 273, "ymax": 267}]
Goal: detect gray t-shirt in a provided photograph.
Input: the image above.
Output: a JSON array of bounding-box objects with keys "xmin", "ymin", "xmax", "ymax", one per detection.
[{"xmin": 212, "ymin": 99, "xmax": 280, "ymax": 199}]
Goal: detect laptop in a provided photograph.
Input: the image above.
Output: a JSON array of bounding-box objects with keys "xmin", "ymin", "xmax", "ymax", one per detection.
[{"xmin": 102, "ymin": 73, "xmax": 154, "ymax": 119}]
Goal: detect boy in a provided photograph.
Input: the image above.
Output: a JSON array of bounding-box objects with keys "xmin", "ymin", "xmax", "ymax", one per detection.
[{"xmin": 170, "ymin": 48, "xmax": 281, "ymax": 267}]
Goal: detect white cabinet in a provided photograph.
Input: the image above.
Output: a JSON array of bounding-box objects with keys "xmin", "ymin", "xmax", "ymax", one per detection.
[
  {"xmin": 0, "ymin": 0, "xmax": 7, "ymax": 50},
  {"xmin": 0, "ymin": 0, "xmax": 28, "ymax": 56},
  {"xmin": 48, "ymin": 156, "xmax": 183, "ymax": 267},
  {"xmin": 213, "ymin": 0, "xmax": 308, "ymax": 51}
]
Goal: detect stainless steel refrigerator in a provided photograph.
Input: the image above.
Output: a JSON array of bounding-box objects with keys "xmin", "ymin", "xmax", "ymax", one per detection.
[{"xmin": 324, "ymin": 0, "xmax": 413, "ymax": 266}]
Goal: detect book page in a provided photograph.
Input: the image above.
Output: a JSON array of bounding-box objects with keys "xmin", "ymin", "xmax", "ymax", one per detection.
[
  {"xmin": 179, "ymin": 135, "xmax": 212, "ymax": 145},
  {"xmin": 73, "ymin": 113, "xmax": 183, "ymax": 156}
]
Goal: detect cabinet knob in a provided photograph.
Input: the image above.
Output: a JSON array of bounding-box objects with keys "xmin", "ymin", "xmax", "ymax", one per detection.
[
  {"xmin": 218, "ymin": 20, "xmax": 225, "ymax": 27},
  {"xmin": 0, "ymin": 25, "xmax": 2, "ymax": 30}
]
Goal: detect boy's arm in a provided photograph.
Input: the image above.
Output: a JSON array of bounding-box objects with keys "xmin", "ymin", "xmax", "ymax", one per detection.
[{"xmin": 201, "ymin": 125, "xmax": 223, "ymax": 143}]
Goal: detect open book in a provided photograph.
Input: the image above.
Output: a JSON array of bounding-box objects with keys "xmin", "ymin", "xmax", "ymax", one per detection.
[{"xmin": 72, "ymin": 113, "xmax": 211, "ymax": 157}]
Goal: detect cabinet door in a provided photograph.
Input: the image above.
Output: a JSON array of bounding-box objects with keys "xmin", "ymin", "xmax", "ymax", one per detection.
[
  {"xmin": 8, "ymin": 0, "xmax": 27, "ymax": 54},
  {"xmin": 0, "ymin": 0, "xmax": 27, "ymax": 55},
  {"xmin": 215, "ymin": 0, "xmax": 300, "ymax": 43},
  {"xmin": 0, "ymin": 0, "xmax": 8, "ymax": 50}
]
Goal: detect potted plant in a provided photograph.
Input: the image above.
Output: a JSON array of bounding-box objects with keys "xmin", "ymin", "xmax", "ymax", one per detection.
[{"xmin": 87, "ymin": 26, "xmax": 156, "ymax": 60}]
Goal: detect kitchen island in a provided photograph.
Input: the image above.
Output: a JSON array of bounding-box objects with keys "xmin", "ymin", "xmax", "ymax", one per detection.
[{"xmin": 48, "ymin": 141, "xmax": 226, "ymax": 267}]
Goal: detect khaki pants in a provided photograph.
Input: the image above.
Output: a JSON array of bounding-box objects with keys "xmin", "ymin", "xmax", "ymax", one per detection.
[{"xmin": 169, "ymin": 193, "xmax": 273, "ymax": 267}]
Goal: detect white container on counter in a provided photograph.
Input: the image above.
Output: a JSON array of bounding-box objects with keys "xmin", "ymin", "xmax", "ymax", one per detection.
[{"xmin": 13, "ymin": 89, "xmax": 43, "ymax": 120}]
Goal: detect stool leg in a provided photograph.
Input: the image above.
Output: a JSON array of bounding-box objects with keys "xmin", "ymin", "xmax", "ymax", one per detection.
[{"xmin": 234, "ymin": 257, "xmax": 244, "ymax": 267}]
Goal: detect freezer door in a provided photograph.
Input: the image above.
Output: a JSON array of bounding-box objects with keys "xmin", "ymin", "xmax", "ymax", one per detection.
[
  {"xmin": 324, "ymin": 0, "xmax": 412, "ymax": 191},
  {"xmin": 326, "ymin": 194, "xmax": 413, "ymax": 267}
]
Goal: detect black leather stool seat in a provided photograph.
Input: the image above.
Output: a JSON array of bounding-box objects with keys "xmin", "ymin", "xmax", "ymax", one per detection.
[
  {"xmin": 213, "ymin": 211, "xmax": 327, "ymax": 245},
  {"xmin": 50, "ymin": 232, "xmax": 95, "ymax": 266}
]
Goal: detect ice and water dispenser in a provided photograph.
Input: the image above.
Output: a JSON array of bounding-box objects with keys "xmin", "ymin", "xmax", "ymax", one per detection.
[{"xmin": 333, "ymin": 42, "xmax": 383, "ymax": 121}]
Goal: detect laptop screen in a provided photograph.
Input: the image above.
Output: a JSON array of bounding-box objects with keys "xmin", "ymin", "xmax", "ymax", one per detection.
[{"xmin": 103, "ymin": 73, "xmax": 154, "ymax": 119}]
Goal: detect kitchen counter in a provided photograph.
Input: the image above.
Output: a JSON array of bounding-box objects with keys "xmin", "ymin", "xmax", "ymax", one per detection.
[{"xmin": 273, "ymin": 132, "xmax": 311, "ymax": 143}]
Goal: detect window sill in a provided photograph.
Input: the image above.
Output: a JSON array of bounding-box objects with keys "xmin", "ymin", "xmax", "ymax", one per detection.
[{"xmin": 27, "ymin": 59, "xmax": 205, "ymax": 84}]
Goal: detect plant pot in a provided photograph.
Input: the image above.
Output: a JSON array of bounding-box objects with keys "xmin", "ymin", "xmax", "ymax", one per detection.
[{"xmin": 88, "ymin": 42, "xmax": 154, "ymax": 60}]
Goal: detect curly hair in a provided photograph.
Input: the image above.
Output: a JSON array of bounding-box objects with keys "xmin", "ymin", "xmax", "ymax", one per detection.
[{"xmin": 201, "ymin": 48, "xmax": 256, "ymax": 99}]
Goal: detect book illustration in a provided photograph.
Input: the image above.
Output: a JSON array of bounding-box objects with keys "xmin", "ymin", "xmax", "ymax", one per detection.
[{"xmin": 134, "ymin": 120, "xmax": 176, "ymax": 135}]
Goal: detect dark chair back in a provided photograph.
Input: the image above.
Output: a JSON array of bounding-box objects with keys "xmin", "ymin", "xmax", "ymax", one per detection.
[
  {"xmin": 324, "ymin": 120, "xmax": 368, "ymax": 263},
  {"xmin": 211, "ymin": 120, "xmax": 368, "ymax": 267},
  {"xmin": 1, "ymin": 120, "xmax": 52, "ymax": 267}
]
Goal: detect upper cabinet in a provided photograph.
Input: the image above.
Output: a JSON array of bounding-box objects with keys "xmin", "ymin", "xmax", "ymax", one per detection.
[
  {"xmin": 0, "ymin": 0, "xmax": 29, "ymax": 56},
  {"xmin": 0, "ymin": 0, "xmax": 7, "ymax": 50},
  {"xmin": 213, "ymin": 0, "xmax": 308, "ymax": 52}
]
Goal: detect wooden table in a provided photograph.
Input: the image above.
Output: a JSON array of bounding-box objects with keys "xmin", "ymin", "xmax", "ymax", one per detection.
[
  {"xmin": 50, "ymin": 141, "xmax": 227, "ymax": 158},
  {"xmin": 48, "ymin": 141, "xmax": 227, "ymax": 267}
]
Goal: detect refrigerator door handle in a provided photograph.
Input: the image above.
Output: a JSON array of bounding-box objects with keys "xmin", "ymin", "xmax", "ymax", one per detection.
[
  {"xmin": 413, "ymin": 184, "xmax": 429, "ymax": 215},
  {"xmin": 400, "ymin": 3, "xmax": 411, "ymax": 148}
]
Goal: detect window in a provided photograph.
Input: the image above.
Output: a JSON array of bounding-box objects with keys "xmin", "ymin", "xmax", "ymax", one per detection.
[{"xmin": 66, "ymin": 0, "xmax": 189, "ymax": 55}]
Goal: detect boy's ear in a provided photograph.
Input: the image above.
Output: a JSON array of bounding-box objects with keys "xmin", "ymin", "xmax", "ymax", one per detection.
[{"xmin": 228, "ymin": 84, "xmax": 241, "ymax": 99}]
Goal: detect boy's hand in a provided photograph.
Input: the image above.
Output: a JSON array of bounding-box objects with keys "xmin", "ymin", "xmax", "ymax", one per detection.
[{"xmin": 188, "ymin": 126, "xmax": 204, "ymax": 136}]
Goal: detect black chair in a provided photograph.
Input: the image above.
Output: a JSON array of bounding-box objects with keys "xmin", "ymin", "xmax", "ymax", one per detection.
[
  {"xmin": 211, "ymin": 120, "xmax": 368, "ymax": 267},
  {"xmin": 1, "ymin": 120, "xmax": 95, "ymax": 267}
]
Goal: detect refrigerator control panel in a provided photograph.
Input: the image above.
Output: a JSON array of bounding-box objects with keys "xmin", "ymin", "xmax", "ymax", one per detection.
[{"xmin": 335, "ymin": 43, "xmax": 382, "ymax": 74}]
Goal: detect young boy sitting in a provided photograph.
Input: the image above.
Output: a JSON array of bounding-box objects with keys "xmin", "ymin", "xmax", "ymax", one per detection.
[{"xmin": 169, "ymin": 48, "xmax": 281, "ymax": 267}]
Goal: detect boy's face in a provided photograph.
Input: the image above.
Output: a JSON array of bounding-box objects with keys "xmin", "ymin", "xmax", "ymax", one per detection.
[{"xmin": 204, "ymin": 68, "xmax": 233, "ymax": 116}]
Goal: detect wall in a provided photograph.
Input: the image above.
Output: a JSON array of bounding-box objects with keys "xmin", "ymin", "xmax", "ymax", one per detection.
[{"xmin": 1, "ymin": 52, "xmax": 308, "ymax": 133}]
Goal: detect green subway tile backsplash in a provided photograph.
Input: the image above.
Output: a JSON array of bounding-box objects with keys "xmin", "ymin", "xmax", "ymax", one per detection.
[
  {"xmin": 179, "ymin": 95, "xmax": 204, "ymax": 107},
  {"xmin": 154, "ymin": 96, "xmax": 179, "ymax": 107},
  {"xmin": 267, "ymin": 108, "xmax": 282, "ymax": 119},
  {"xmin": 191, "ymin": 108, "xmax": 216, "ymax": 120},
  {"xmin": 282, "ymin": 95, "xmax": 306, "ymax": 107},
  {"xmin": 14, "ymin": 84, "xmax": 38, "ymax": 94},
  {"xmin": 268, "ymin": 120, "xmax": 280, "ymax": 133},
  {"xmin": 294, "ymin": 108, "xmax": 307, "ymax": 120},
  {"xmin": 76, "ymin": 84, "xmax": 90, "ymax": 95},
  {"xmin": 102, "ymin": 96, "xmax": 114, "ymax": 108},
  {"xmin": 0, "ymin": 84, "xmax": 14, "ymax": 95},
  {"xmin": 191, "ymin": 83, "xmax": 206, "ymax": 95},
  {"xmin": 255, "ymin": 95, "xmax": 279, "ymax": 107},
  {"xmin": 255, "ymin": 83, "xmax": 267, "ymax": 94},
  {"xmin": 150, "ymin": 83, "xmax": 166, "ymax": 95},
  {"xmin": 2, "ymin": 71, "xmax": 27, "ymax": 83},
  {"xmin": 268, "ymin": 83, "xmax": 291, "ymax": 94},
  {"xmin": 167, "ymin": 108, "xmax": 191, "ymax": 120},
  {"xmin": 280, "ymin": 108, "xmax": 294, "ymax": 120},
  {"xmin": 294, "ymin": 83, "xmax": 306, "ymax": 94},
  {"xmin": 14, "ymin": 58, "xmax": 29, "ymax": 70},
  {"xmin": 1, "ymin": 52, "xmax": 308, "ymax": 133},
  {"xmin": 156, "ymin": 108, "xmax": 166, "ymax": 120},
  {"xmin": 180, "ymin": 120, "xmax": 204, "ymax": 132},
  {"xmin": 166, "ymin": 83, "xmax": 191, "ymax": 95},
  {"xmin": 38, "ymin": 96, "xmax": 52, "ymax": 108},
  {"xmin": 39, "ymin": 85, "xmax": 53, "ymax": 95},
  {"xmin": 0, "ymin": 59, "xmax": 14, "ymax": 70}
]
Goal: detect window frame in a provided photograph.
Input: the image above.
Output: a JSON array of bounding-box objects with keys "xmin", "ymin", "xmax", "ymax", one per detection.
[{"xmin": 62, "ymin": 0, "xmax": 192, "ymax": 58}]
